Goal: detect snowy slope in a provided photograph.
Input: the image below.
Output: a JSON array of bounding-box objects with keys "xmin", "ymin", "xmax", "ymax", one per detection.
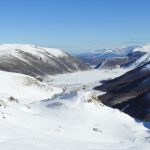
[
  {"xmin": 129, "ymin": 44, "xmax": 150, "ymax": 68},
  {"xmin": 0, "ymin": 71, "xmax": 63, "ymax": 104},
  {"xmin": 0, "ymin": 44, "xmax": 90, "ymax": 77},
  {"xmin": 0, "ymin": 89, "xmax": 149, "ymax": 150},
  {"xmin": 0, "ymin": 69, "xmax": 149, "ymax": 149},
  {"xmin": 130, "ymin": 53, "xmax": 150, "ymax": 68}
]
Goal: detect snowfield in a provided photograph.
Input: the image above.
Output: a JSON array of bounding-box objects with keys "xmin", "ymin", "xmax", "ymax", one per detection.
[
  {"xmin": 0, "ymin": 71, "xmax": 63, "ymax": 104},
  {"xmin": 0, "ymin": 69, "xmax": 149, "ymax": 150},
  {"xmin": 44, "ymin": 68, "xmax": 129, "ymax": 90}
]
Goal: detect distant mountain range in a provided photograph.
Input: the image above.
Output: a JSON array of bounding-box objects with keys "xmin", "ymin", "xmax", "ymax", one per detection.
[
  {"xmin": 0, "ymin": 44, "xmax": 90, "ymax": 78},
  {"xmin": 77, "ymin": 45, "xmax": 150, "ymax": 69},
  {"xmin": 90, "ymin": 44, "xmax": 150, "ymax": 121},
  {"xmin": 0, "ymin": 43, "xmax": 149, "ymax": 149},
  {"xmin": 77, "ymin": 46, "xmax": 137, "ymax": 65}
]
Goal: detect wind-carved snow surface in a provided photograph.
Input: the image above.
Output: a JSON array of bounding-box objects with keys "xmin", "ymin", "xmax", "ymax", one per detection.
[{"xmin": 0, "ymin": 69, "xmax": 149, "ymax": 150}]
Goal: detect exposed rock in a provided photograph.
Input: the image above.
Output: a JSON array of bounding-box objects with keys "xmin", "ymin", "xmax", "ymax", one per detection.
[{"xmin": 95, "ymin": 62, "xmax": 150, "ymax": 121}]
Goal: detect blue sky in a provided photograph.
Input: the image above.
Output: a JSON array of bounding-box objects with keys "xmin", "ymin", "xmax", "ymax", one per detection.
[{"xmin": 0, "ymin": 0, "xmax": 150, "ymax": 52}]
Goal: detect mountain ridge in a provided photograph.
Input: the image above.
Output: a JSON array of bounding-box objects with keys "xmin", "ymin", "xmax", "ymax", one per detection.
[{"xmin": 0, "ymin": 44, "xmax": 90, "ymax": 77}]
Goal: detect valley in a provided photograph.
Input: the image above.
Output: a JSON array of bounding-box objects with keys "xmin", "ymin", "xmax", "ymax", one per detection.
[
  {"xmin": 0, "ymin": 68, "xmax": 149, "ymax": 150},
  {"xmin": 1, "ymin": 1, "xmax": 150, "ymax": 149},
  {"xmin": 0, "ymin": 44, "xmax": 149, "ymax": 150}
]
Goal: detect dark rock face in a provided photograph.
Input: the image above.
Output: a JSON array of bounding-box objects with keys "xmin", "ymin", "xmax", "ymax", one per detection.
[
  {"xmin": 95, "ymin": 62, "xmax": 150, "ymax": 121},
  {"xmin": 0, "ymin": 47, "xmax": 90, "ymax": 77},
  {"xmin": 114, "ymin": 92, "xmax": 150, "ymax": 121}
]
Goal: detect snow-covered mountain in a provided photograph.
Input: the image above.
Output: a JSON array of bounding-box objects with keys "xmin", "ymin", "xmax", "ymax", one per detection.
[
  {"xmin": 129, "ymin": 44, "xmax": 150, "ymax": 68},
  {"xmin": 0, "ymin": 71, "xmax": 63, "ymax": 104},
  {"xmin": 0, "ymin": 44, "xmax": 149, "ymax": 149},
  {"xmin": 99, "ymin": 44, "xmax": 150, "ymax": 69},
  {"xmin": 0, "ymin": 44, "xmax": 90, "ymax": 77},
  {"xmin": 91, "ymin": 46, "xmax": 135, "ymax": 58},
  {"xmin": 95, "ymin": 61, "xmax": 150, "ymax": 121},
  {"xmin": 0, "ymin": 69, "xmax": 149, "ymax": 150},
  {"xmin": 98, "ymin": 50, "xmax": 145, "ymax": 69},
  {"xmin": 77, "ymin": 45, "xmax": 150, "ymax": 69},
  {"xmin": 77, "ymin": 46, "xmax": 137, "ymax": 66}
]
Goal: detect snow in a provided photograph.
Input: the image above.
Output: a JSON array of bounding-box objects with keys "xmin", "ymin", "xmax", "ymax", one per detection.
[
  {"xmin": 44, "ymin": 68, "xmax": 129, "ymax": 90},
  {"xmin": 89, "ymin": 46, "xmax": 136, "ymax": 58},
  {"xmin": 0, "ymin": 69, "xmax": 149, "ymax": 150},
  {"xmin": 126, "ymin": 44, "xmax": 150, "ymax": 68},
  {"xmin": 133, "ymin": 44, "xmax": 150, "ymax": 53},
  {"xmin": 130, "ymin": 53, "xmax": 150, "ymax": 68},
  {"xmin": 0, "ymin": 71, "xmax": 63, "ymax": 104},
  {"xmin": 0, "ymin": 44, "xmax": 68, "ymax": 58}
]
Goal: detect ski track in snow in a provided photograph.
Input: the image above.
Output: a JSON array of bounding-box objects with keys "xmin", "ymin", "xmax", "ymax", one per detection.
[{"xmin": 0, "ymin": 68, "xmax": 149, "ymax": 150}]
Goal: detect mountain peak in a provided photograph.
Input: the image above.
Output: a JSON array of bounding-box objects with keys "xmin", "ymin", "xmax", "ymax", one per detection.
[
  {"xmin": 0, "ymin": 44, "xmax": 90, "ymax": 77},
  {"xmin": 0, "ymin": 44, "xmax": 68, "ymax": 57}
]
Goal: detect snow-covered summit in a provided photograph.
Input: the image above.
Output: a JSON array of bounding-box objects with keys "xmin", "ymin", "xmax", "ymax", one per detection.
[
  {"xmin": 92, "ymin": 46, "xmax": 136, "ymax": 58},
  {"xmin": 0, "ymin": 44, "xmax": 68, "ymax": 57},
  {"xmin": 0, "ymin": 44, "xmax": 90, "ymax": 77},
  {"xmin": 0, "ymin": 68, "xmax": 149, "ymax": 150}
]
